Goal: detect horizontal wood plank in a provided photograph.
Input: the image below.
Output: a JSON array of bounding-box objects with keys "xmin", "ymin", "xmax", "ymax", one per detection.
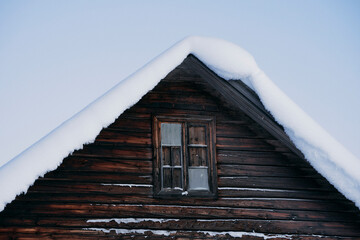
[
  {"xmin": 216, "ymin": 123, "xmax": 273, "ymax": 138},
  {"xmin": 43, "ymin": 171, "xmax": 152, "ymax": 184},
  {"xmin": 218, "ymin": 164, "xmax": 320, "ymax": 178},
  {"xmin": 95, "ymin": 131, "xmax": 151, "ymax": 145},
  {"xmin": 59, "ymin": 157, "xmax": 152, "ymax": 173},
  {"xmin": 10, "ymin": 194, "xmax": 357, "ymax": 213},
  {"xmin": 73, "ymin": 145, "xmax": 153, "ymax": 159},
  {"xmin": 1, "ymin": 217, "xmax": 360, "ymax": 237},
  {"xmin": 217, "ymin": 137, "xmax": 291, "ymax": 152},
  {"xmin": 219, "ymin": 176, "xmax": 337, "ymax": 191},
  {"xmin": 26, "ymin": 183, "xmax": 153, "ymax": 195},
  {"xmin": 3, "ymin": 203, "xmax": 359, "ymax": 223},
  {"xmin": 217, "ymin": 150, "xmax": 306, "ymax": 166},
  {"xmin": 107, "ymin": 118, "xmax": 151, "ymax": 132}
]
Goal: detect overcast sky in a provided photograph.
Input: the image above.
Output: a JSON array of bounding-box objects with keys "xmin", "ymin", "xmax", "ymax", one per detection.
[{"xmin": 0, "ymin": 0, "xmax": 359, "ymax": 166}]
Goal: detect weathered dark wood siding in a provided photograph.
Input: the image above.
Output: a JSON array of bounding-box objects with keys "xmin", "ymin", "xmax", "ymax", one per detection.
[{"xmin": 1, "ymin": 61, "xmax": 360, "ymax": 239}]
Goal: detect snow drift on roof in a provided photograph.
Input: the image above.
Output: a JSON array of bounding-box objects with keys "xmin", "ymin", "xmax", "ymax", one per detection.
[{"xmin": 0, "ymin": 36, "xmax": 359, "ymax": 211}]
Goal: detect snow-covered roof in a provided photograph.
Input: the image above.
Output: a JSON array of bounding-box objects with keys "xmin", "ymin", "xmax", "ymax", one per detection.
[{"xmin": 0, "ymin": 36, "xmax": 359, "ymax": 211}]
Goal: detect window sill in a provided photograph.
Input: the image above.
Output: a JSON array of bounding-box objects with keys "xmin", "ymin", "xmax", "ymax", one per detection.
[{"xmin": 155, "ymin": 189, "xmax": 217, "ymax": 199}]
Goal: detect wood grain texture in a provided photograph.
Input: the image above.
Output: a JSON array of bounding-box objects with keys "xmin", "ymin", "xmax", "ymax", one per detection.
[{"xmin": 1, "ymin": 56, "xmax": 359, "ymax": 239}]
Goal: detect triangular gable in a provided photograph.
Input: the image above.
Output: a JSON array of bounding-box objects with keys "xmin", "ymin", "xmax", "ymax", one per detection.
[{"xmin": 0, "ymin": 36, "xmax": 359, "ymax": 212}]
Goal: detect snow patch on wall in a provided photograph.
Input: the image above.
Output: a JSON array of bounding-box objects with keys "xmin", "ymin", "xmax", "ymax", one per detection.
[
  {"xmin": 84, "ymin": 227, "xmax": 293, "ymax": 239},
  {"xmin": 87, "ymin": 218, "xmax": 179, "ymax": 224},
  {"xmin": 84, "ymin": 228, "xmax": 176, "ymax": 236},
  {"xmin": 100, "ymin": 184, "xmax": 152, "ymax": 188},
  {"xmin": 200, "ymin": 230, "xmax": 293, "ymax": 239},
  {"xmin": 0, "ymin": 36, "xmax": 359, "ymax": 211}
]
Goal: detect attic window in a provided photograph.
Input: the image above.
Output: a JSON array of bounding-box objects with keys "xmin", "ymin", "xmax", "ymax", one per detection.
[{"xmin": 153, "ymin": 115, "xmax": 217, "ymax": 198}]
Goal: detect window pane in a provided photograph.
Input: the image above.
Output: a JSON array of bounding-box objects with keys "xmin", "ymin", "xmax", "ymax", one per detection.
[
  {"xmin": 171, "ymin": 147, "xmax": 181, "ymax": 166},
  {"xmin": 161, "ymin": 123, "xmax": 181, "ymax": 146},
  {"xmin": 188, "ymin": 126, "xmax": 206, "ymax": 145},
  {"xmin": 188, "ymin": 167, "xmax": 209, "ymax": 191},
  {"xmin": 189, "ymin": 147, "xmax": 207, "ymax": 166},
  {"xmin": 163, "ymin": 168, "xmax": 172, "ymax": 188},
  {"xmin": 173, "ymin": 168, "xmax": 182, "ymax": 189},
  {"xmin": 162, "ymin": 147, "xmax": 171, "ymax": 166}
]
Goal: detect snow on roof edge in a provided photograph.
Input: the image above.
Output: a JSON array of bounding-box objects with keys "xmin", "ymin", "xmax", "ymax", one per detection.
[{"xmin": 0, "ymin": 36, "xmax": 359, "ymax": 211}]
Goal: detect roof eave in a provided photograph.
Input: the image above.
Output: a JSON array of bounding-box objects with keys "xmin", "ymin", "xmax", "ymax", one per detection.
[{"xmin": 183, "ymin": 54, "xmax": 305, "ymax": 159}]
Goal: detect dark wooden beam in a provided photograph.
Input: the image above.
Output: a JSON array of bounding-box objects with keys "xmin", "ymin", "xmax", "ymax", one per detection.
[{"xmin": 183, "ymin": 55, "xmax": 304, "ymax": 159}]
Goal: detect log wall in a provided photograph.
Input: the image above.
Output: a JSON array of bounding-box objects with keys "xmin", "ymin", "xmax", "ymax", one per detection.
[{"xmin": 1, "ymin": 63, "xmax": 359, "ymax": 239}]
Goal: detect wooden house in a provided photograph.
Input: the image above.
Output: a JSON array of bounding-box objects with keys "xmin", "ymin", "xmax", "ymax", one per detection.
[{"xmin": 0, "ymin": 37, "xmax": 359, "ymax": 239}]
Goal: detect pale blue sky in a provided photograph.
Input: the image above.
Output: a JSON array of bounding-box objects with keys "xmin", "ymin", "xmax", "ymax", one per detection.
[{"xmin": 0, "ymin": 0, "xmax": 359, "ymax": 165}]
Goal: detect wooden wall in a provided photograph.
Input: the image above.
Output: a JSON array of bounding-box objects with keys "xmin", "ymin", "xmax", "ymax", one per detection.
[{"xmin": 0, "ymin": 62, "xmax": 360, "ymax": 239}]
